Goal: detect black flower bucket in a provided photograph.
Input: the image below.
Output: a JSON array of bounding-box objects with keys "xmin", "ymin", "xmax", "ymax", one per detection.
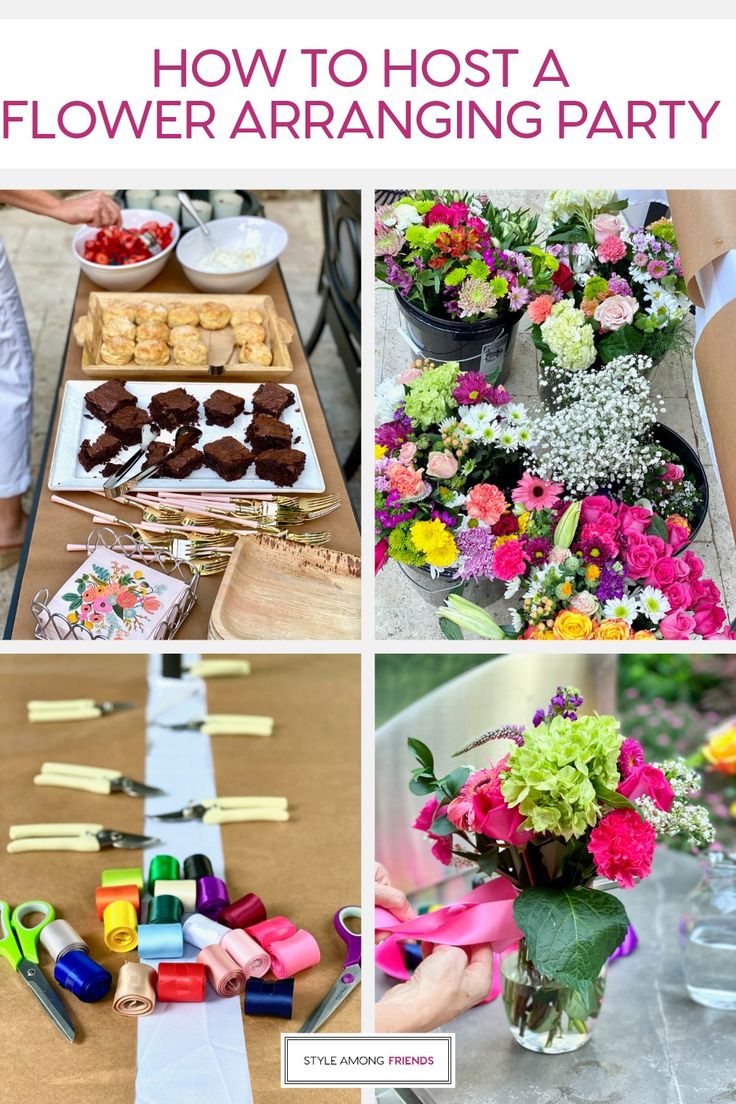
[
  {"xmin": 396, "ymin": 291, "xmax": 521, "ymax": 384},
  {"xmin": 651, "ymin": 422, "xmax": 709, "ymax": 546}
]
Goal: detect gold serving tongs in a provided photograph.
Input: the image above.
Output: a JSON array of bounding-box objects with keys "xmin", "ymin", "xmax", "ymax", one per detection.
[{"xmin": 103, "ymin": 425, "xmax": 201, "ymax": 500}]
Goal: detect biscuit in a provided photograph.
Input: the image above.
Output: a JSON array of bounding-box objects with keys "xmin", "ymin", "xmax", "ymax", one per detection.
[
  {"xmin": 169, "ymin": 324, "xmax": 201, "ymax": 346},
  {"xmin": 134, "ymin": 338, "xmax": 170, "ymax": 366},
  {"xmin": 199, "ymin": 301, "xmax": 231, "ymax": 330},
  {"xmin": 134, "ymin": 300, "xmax": 168, "ymax": 325},
  {"xmin": 231, "ymin": 308, "xmax": 263, "ymax": 327},
  {"xmin": 136, "ymin": 320, "xmax": 170, "ymax": 343},
  {"xmin": 172, "ymin": 341, "xmax": 208, "ymax": 366},
  {"xmin": 167, "ymin": 302, "xmax": 200, "ymax": 327},
  {"xmin": 102, "ymin": 301, "xmax": 136, "ymax": 324},
  {"xmin": 232, "ymin": 322, "xmax": 266, "ymax": 346},
  {"xmin": 239, "ymin": 342, "xmax": 273, "ymax": 366},
  {"xmin": 102, "ymin": 316, "xmax": 136, "ymax": 340},
  {"xmin": 100, "ymin": 336, "xmax": 135, "ymax": 366}
]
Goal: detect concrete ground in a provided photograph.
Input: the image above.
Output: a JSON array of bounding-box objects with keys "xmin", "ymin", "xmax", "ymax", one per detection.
[
  {"xmin": 0, "ymin": 189, "xmax": 361, "ymax": 629},
  {"xmin": 375, "ymin": 189, "xmax": 735, "ymax": 640}
]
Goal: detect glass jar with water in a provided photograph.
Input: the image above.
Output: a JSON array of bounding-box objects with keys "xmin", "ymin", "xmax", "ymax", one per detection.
[{"xmin": 681, "ymin": 850, "xmax": 736, "ymax": 1010}]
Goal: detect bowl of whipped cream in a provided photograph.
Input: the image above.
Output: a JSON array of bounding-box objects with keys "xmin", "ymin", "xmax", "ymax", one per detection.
[{"xmin": 176, "ymin": 216, "xmax": 288, "ymax": 292}]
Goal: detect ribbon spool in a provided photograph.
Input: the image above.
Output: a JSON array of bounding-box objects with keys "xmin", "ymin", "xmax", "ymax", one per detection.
[
  {"xmin": 247, "ymin": 916, "xmax": 296, "ymax": 950},
  {"xmin": 54, "ymin": 950, "xmax": 112, "ymax": 1003},
  {"xmin": 219, "ymin": 893, "xmax": 267, "ymax": 931},
  {"xmin": 147, "ymin": 855, "xmax": 180, "ymax": 893},
  {"xmin": 103, "ymin": 900, "xmax": 138, "ymax": 953},
  {"xmin": 182, "ymin": 913, "xmax": 229, "ymax": 950},
  {"xmin": 95, "ymin": 884, "xmax": 141, "ymax": 921},
  {"xmin": 268, "ymin": 929, "xmax": 321, "ymax": 980},
  {"xmin": 147, "ymin": 895, "xmax": 183, "ymax": 926},
  {"xmin": 113, "ymin": 962, "xmax": 158, "ymax": 1017},
  {"xmin": 244, "ymin": 977, "xmax": 294, "ymax": 1019},
  {"xmin": 197, "ymin": 944, "xmax": 246, "ymax": 997},
  {"xmin": 183, "ymin": 854, "xmax": 214, "ymax": 881},
  {"xmin": 102, "ymin": 867, "xmax": 144, "ymax": 893},
  {"xmin": 157, "ymin": 962, "xmax": 206, "ymax": 1003},
  {"xmin": 196, "ymin": 876, "xmax": 230, "ymax": 920},
  {"xmin": 138, "ymin": 923, "xmax": 184, "ymax": 960},
  {"xmin": 39, "ymin": 919, "xmax": 88, "ymax": 962},
  {"xmin": 153, "ymin": 880, "xmax": 197, "ymax": 912},
  {"xmin": 221, "ymin": 928, "xmax": 271, "ymax": 978}
]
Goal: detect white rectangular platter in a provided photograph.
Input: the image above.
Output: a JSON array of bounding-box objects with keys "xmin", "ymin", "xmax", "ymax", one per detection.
[{"xmin": 48, "ymin": 381, "xmax": 325, "ymax": 494}]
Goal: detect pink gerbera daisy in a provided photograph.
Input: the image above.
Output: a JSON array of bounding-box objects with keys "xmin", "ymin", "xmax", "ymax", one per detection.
[{"xmin": 512, "ymin": 472, "xmax": 564, "ymax": 512}]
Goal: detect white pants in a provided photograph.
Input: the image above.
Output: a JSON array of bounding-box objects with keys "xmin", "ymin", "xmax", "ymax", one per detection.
[{"xmin": 0, "ymin": 238, "xmax": 33, "ymax": 497}]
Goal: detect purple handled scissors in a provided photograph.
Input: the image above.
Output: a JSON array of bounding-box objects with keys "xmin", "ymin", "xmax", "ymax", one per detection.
[{"xmin": 299, "ymin": 906, "xmax": 361, "ymax": 1033}]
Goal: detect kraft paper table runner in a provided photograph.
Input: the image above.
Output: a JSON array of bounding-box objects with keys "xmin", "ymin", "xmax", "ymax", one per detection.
[
  {"xmin": 0, "ymin": 654, "xmax": 361, "ymax": 1104},
  {"xmin": 9, "ymin": 259, "xmax": 360, "ymax": 639}
]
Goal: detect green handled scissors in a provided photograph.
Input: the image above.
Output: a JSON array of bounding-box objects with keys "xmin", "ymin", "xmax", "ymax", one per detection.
[{"xmin": 0, "ymin": 900, "xmax": 75, "ymax": 1042}]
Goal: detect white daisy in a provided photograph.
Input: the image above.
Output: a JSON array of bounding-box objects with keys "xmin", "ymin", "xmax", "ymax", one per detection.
[
  {"xmin": 504, "ymin": 403, "xmax": 527, "ymax": 424},
  {"xmin": 375, "ymin": 378, "xmax": 405, "ymax": 425},
  {"xmin": 516, "ymin": 426, "xmax": 535, "ymax": 447},
  {"xmin": 459, "ymin": 403, "xmax": 496, "ymax": 426},
  {"xmin": 603, "ymin": 595, "xmax": 639, "ymax": 624},
  {"xmin": 638, "ymin": 586, "xmax": 671, "ymax": 624},
  {"xmin": 498, "ymin": 427, "xmax": 520, "ymax": 452}
]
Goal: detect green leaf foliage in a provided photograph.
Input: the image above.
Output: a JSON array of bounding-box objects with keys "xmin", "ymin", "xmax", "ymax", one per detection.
[
  {"xmin": 514, "ymin": 887, "xmax": 629, "ymax": 987},
  {"xmin": 408, "ymin": 738, "xmax": 434, "ymax": 774},
  {"xmin": 439, "ymin": 616, "xmax": 464, "ymax": 640},
  {"xmin": 648, "ymin": 514, "xmax": 670, "ymax": 542},
  {"xmin": 597, "ymin": 324, "xmax": 645, "ymax": 363}
]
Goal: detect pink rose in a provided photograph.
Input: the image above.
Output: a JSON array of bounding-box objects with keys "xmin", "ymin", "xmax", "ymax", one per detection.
[
  {"xmin": 691, "ymin": 577, "xmax": 721, "ymax": 605},
  {"xmin": 659, "ymin": 609, "xmax": 697, "ymax": 639},
  {"xmin": 116, "ymin": 589, "xmax": 137, "ymax": 610},
  {"xmin": 617, "ymin": 503, "xmax": 652, "ymax": 535},
  {"xmin": 646, "ymin": 556, "xmax": 679, "ymax": 590},
  {"xmin": 664, "ymin": 581, "xmax": 693, "ymax": 611},
  {"xmin": 681, "ymin": 550, "xmax": 704, "ymax": 581},
  {"xmin": 397, "ymin": 367, "xmax": 422, "ymax": 385},
  {"xmin": 692, "ymin": 603, "xmax": 726, "ymax": 638},
  {"xmin": 667, "ymin": 524, "xmax": 690, "ymax": 552},
  {"xmin": 426, "ymin": 450, "xmax": 459, "ymax": 480},
  {"xmin": 592, "ymin": 213, "xmax": 624, "ymax": 244},
  {"xmin": 412, "ymin": 796, "xmax": 453, "ymax": 866},
  {"xmin": 581, "ymin": 495, "xmax": 617, "ymax": 526},
  {"xmin": 413, "ymin": 796, "xmax": 439, "ymax": 833},
  {"xmin": 624, "ymin": 538, "xmax": 658, "ymax": 580},
  {"xmin": 594, "ymin": 294, "xmax": 639, "ymax": 332},
  {"xmin": 472, "ymin": 783, "xmax": 533, "ymax": 846},
  {"xmin": 398, "ymin": 441, "xmax": 418, "ymax": 465},
  {"xmin": 660, "ymin": 463, "xmax": 684, "ymax": 482},
  {"xmin": 618, "ymin": 764, "xmax": 675, "ymax": 812}
]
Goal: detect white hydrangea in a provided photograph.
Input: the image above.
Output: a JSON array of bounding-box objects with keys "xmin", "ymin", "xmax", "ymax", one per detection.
[
  {"xmin": 543, "ymin": 189, "xmax": 618, "ymax": 226},
  {"xmin": 375, "ymin": 377, "xmax": 405, "ymax": 425}
]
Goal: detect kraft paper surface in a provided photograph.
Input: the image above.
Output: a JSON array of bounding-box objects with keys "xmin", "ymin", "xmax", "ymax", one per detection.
[
  {"xmin": 0, "ymin": 654, "xmax": 361, "ymax": 1104},
  {"xmin": 669, "ymin": 190, "xmax": 736, "ymax": 306},
  {"xmin": 10, "ymin": 260, "xmax": 360, "ymax": 639}
]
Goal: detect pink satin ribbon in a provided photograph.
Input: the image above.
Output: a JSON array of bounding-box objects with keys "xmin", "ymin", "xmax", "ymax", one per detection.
[{"xmin": 375, "ymin": 879, "xmax": 521, "ymax": 1004}]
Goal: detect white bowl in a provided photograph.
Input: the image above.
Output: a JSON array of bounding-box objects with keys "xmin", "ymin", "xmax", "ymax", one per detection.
[
  {"xmin": 176, "ymin": 216, "xmax": 288, "ymax": 293},
  {"xmin": 72, "ymin": 209, "xmax": 180, "ymax": 291}
]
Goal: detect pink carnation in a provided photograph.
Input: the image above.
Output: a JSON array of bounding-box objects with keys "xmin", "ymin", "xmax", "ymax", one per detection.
[
  {"xmin": 466, "ymin": 483, "xmax": 507, "ymax": 527},
  {"xmin": 492, "ymin": 538, "xmax": 528, "ymax": 581},
  {"xmin": 387, "ymin": 461, "xmax": 425, "ymax": 500},
  {"xmin": 588, "ymin": 809, "xmax": 656, "ymax": 889},
  {"xmin": 527, "ymin": 294, "xmax": 554, "ymax": 325},
  {"xmin": 597, "ymin": 235, "xmax": 628, "ymax": 263}
]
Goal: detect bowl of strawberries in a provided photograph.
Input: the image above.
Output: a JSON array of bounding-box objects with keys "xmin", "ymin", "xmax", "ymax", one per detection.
[{"xmin": 72, "ymin": 208, "xmax": 180, "ymax": 290}]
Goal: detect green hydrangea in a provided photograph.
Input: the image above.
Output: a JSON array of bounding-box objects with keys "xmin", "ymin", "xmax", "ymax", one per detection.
[
  {"xmin": 388, "ymin": 523, "xmax": 425, "ymax": 566},
  {"xmin": 403, "ymin": 362, "xmax": 460, "ymax": 429},
  {"xmin": 501, "ymin": 715, "xmax": 623, "ymax": 839}
]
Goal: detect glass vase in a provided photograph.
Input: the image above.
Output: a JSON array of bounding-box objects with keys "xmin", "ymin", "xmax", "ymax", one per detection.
[
  {"xmin": 681, "ymin": 850, "xmax": 736, "ymax": 1011},
  {"xmin": 501, "ymin": 940, "xmax": 607, "ymax": 1054}
]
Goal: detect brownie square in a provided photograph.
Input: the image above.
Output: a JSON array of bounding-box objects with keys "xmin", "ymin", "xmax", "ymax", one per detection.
[
  {"xmin": 254, "ymin": 448, "xmax": 306, "ymax": 487},
  {"xmin": 149, "ymin": 387, "xmax": 200, "ymax": 431},
  {"xmin": 77, "ymin": 432, "xmax": 122, "ymax": 472},
  {"xmin": 144, "ymin": 441, "xmax": 171, "ymax": 470},
  {"xmin": 204, "ymin": 389, "xmax": 246, "ymax": 428},
  {"xmin": 246, "ymin": 412, "xmax": 293, "ymax": 453},
  {"xmin": 251, "ymin": 382, "xmax": 294, "ymax": 419},
  {"xmin": 161, "ymin": 446, "xmax": 204, "ymax": 479},
  {"xmin": 203, "ymin": 437, "xmax": 254, "ymax": 482},
  {"xmin": 85, "ymin": 379, "xmax": 137, "ymax": 423},
  {"xmin": 105, "ymin": 405, "xmax": 151, "ymax": 446}
]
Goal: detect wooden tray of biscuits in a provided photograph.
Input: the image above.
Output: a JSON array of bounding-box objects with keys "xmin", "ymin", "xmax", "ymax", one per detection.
[{"xmin": 74, "ymin": 291, "xmax": 295, "ymax": 381}]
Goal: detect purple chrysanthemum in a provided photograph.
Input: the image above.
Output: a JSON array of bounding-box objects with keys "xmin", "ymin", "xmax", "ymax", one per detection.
[
  {"xmin": 578, "ymin": 530, "xmax": 618, "ymax": 565},
  {"xmin": 524, "ymin": 536, "xmax": 551, "ymax": 564},
  {"xmin": 452, "ymin": 371, "xmax": 496, "ymax": 406},
  {"xmin": 375, "ymin": 414, "xmax": 412, "ymax": 450}
]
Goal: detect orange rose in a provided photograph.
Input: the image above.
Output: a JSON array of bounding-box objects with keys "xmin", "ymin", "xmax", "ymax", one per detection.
[
  {"xmin": 703, "ymin": 726, "xmax": 736, "ymax": 776},
  {"xmin": 596, "ymin": 618, "xmax": 633, "ymax": 640},
  {"xmin": 633, "ymin": 630, "xmax": 656, "ymax": 639}
]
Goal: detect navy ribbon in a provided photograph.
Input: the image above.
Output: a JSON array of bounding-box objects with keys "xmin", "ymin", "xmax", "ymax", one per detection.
[{"xmin": 244, "ymin": 977, "xmax": 294, "ymax": 1018}]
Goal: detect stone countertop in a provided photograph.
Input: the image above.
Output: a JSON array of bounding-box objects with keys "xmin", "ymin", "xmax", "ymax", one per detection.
[{"xmin": 376, "ymin": 848, "xmax": 734, "ymax": 1104}]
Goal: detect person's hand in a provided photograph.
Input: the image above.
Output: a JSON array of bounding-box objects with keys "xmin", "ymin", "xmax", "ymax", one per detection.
[
  {"xmin": 375, "ymin": 943, "xmax": 494, "ymax": 1033},
  {"xmin": 54, "ymin": 191, "xmax": 122, "ymax": 227},
  {"xmin": 375, "ymin": 862, "xmax": 415, "ymax": 933}
]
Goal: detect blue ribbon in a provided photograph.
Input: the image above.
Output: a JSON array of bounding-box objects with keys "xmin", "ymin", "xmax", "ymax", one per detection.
[
  {"xmin": 244, "ymin": 977, "xmax": 294, "ymax": 1019},
  {"xmin": 54, "ymin": 950, "xmax": 112, "ymax": 1003},
  {"xmin": 137, "ymin": 922, "xmax": 184, "ymax": 960}
]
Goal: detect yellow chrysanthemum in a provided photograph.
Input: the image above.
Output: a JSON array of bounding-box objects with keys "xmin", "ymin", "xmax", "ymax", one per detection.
[
  {"xmin": 585, "ymin": 564, "xmax": 601, "ymax": 581},
  {"xmin": 410, "ymin": 519, "xmax": 458, "ymax": 568},
  {"xmin": 517, "ymin": 511, "xmax": 530, "ymax": 534},
  {"xmin": 494, "ymin": 533, "xmax": 517, "ymax": 547},
  {"xmin": 375, "ymin": 444, "xmax": 387, "ymax": 460}
]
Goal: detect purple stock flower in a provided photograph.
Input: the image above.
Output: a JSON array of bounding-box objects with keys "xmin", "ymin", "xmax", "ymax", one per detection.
[
  {"xmin": 597, "ymin": 563, "xmax": 626, "ymax": 603},
  {"xmin": 384, "ymin": 255, "xmax": 412, "ymax": 295}
]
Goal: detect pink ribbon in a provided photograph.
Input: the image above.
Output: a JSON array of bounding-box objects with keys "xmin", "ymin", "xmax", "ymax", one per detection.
[{"xmin": 376, "ymin": 879, "xmax": 521, "ymax": 1003}]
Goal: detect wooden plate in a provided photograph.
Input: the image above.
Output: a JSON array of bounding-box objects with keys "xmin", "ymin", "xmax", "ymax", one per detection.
[
  {"xmin": 75, "ymin": 291, "xmax": 295, "ymax": 380},
  {"xmin": 208, "ymin": 535, "xmax": 361, "ymax": 640}
]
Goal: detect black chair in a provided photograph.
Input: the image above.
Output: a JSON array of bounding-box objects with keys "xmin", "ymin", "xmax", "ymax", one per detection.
[{"xmin": 305, "ymin": 191, "xmax": 361, "ymax": 480}]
